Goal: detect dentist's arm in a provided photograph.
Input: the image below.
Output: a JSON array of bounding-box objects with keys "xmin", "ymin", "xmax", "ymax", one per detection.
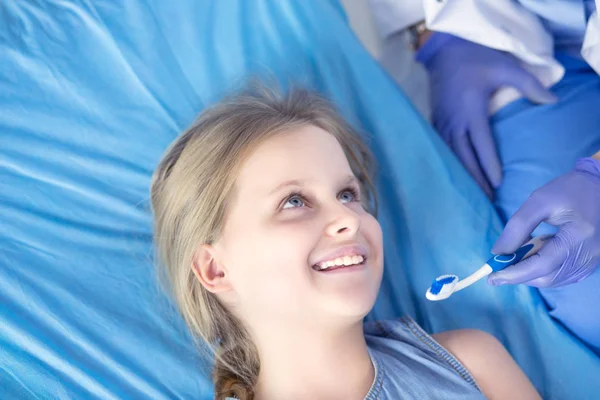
[
  {"xmin": 415, "ymin": 33, "xmax": 557, "ymax": 197},
  {"xmin": 367, "ymin": 0, "xmax": 424, "ymax": 39},
  {"xmin": 403, "ymin": 1, "xmax": 558, "ymax": 197}
]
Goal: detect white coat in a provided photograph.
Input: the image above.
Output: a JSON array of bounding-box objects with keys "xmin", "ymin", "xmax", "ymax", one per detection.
[{"xmin": 369, "ymin": 0, "xmax": 600, "ymax": 111}]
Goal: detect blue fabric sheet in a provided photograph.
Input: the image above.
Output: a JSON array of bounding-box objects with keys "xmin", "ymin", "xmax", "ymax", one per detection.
[{"xmin": 1, "ymin": 1, "xmax": 599, "ymax": 399}]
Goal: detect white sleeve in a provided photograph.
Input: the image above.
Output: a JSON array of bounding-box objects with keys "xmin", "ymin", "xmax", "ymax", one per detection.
[
  {"xmin": 582, "ymin": 8, "xmax": 600, "ymax": 75},
  {"xmin": 423, "ymin": 0, "xmax": 565, "ymax": 112},
  {"xmin": 368, "ymin": 0, "xmax": 425, "ymax": 39}
]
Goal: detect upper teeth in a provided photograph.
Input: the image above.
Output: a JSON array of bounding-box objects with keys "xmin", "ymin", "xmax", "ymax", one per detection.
[{"xmin": 315, "ymin": 255, "xmax": 364, "ymax": 271}]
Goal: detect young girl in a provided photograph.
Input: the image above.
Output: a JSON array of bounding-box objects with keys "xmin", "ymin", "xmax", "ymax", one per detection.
[{"xmin": 150, "ymin": 87, "xmax": 540, "ymax": 400}]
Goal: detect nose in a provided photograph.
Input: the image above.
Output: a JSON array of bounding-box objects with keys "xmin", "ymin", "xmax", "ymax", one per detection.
[{"xmin": 325, "ymin": 203, "xmax": 361, "ymax": 237}]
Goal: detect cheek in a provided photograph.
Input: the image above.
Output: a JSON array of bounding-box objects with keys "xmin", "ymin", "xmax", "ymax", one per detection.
[
  {"xmin": 368, "ymin": 215, "xmax": 383, "ymax": 246},
  {"xmin": 226, "ymin": 219, "xmax": 318, "ymax": 298},
  {"xmin": 362, "ymin": 214, "xmax": 384, "ymax": 265}
]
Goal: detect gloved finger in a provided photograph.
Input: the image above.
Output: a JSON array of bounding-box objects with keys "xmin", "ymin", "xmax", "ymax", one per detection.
[
  {"xmin": 488, "ymin": 236, "xmax": 567, "ymax": 286},
  {"xmin": 468, "ymin": 116, "xmax": 503, "ymax": 188},
  {"xmin": 520, "ymin": 271, "xmax": 559, "ymax": 288},
  {"xmin": 528, "ymin": 260, "xmax": 600, "ymax": 288},
  {"xmin": 432, "ymin": 115, "xmax": 455, "ymax": 144},
  {"xmin": 438, "ymin": 120, "xmax": 466, "ymax": 152},
  {"xmin": 452, "ymin": 130, "xmax": 494, "ymax": 198},
  {"xmin": 506, "ymin": 68, "xmax": 558, "ymax": 105},
  {"xmin": 524, "ymin": 226, "xmax": 598, "ymax": 287},
  {"xmin": 491, "ymin": 191, "xmax": 553, "ymax": 254}
]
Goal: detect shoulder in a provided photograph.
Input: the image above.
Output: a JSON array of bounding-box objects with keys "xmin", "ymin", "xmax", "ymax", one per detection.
[
  {"xmin": 433, "ymin": 329, "xmax": 541, "ymax": 400},
  {"xmin": 432, "ymin": 329, "xmax": 502, "ymax": 367}
]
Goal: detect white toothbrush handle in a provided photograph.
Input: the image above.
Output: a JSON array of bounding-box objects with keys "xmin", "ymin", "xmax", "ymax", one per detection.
[{"xmin": 453, "ymin": 264, "xmax": 493, "ymax": 292}]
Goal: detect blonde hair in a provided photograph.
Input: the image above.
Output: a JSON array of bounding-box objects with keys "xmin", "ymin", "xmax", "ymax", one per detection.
[{"xmin": 150, "ymin": 86, "xmax": 377, "ymax": 399}]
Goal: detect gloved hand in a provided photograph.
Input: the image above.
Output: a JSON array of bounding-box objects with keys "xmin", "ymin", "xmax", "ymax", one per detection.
[
  {"xmin": 416, "ymin": 32, "xmax": 558, "ymax": 198},
  {"xmin": 488, "ymin": 158, "xmax": 600, "ymax": 288}
]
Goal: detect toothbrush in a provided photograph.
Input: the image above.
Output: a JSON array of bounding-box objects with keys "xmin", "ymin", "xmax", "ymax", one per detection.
[{"xmin": 425, "ymin": 235, "xmax": 552, "ymax": 301}]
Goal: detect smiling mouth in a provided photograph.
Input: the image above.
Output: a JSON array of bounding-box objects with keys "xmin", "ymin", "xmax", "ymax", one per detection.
[{"xmin": 312, "ymin": 255, "xmax": 366, "ymax": 272}]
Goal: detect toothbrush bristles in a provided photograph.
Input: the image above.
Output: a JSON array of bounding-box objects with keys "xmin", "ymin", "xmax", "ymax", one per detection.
[
  {"xmin": 430, "ymin": 279, "xmax": 444, "ymax": 295},
  {"xmin": 430, "ymin": 276, "xmax": 456, "ymax": 295}
]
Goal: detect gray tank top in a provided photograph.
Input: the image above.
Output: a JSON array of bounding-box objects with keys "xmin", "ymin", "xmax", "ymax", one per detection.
[{"xmin": 364, "ymin": 316, "xmax": 485, "ymax": 399}]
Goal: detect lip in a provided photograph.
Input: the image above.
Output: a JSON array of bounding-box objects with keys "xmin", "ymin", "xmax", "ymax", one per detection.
[{"xmin": 312, "ymin": 244, "xmax": 369, "ymax": 268}]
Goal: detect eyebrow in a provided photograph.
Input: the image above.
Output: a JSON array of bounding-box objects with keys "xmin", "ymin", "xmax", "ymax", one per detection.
[{"xmin": 268, "ymin": 175, "xmax": 358, "ymax": 196}]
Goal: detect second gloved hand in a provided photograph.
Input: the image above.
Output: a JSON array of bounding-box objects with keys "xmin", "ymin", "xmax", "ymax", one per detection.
[
  {"xmin": 489, "ymin": 158, "xmax": 600, "ymax": 288},
  {"xmin": 416, "ymin": 32, "xmax": 558, "ymax": 197}
]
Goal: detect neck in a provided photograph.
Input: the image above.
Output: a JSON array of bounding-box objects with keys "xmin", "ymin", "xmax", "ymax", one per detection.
[{"xmin": 252, "ymin": 319, "xmax": 374, "ymax": 400}]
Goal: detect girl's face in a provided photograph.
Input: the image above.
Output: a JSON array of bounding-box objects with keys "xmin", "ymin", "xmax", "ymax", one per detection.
[{"xmin": 211, "ymin": 125, "xmax": 383, "ymax": 328}]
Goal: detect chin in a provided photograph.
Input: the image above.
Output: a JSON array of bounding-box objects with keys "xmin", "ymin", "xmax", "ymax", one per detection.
[
  {"xmin": 329, "ymin": 285, "xmax": 380, "ymax": 321},
  {"xmin": 315, "ymin": 261, "xmax": 383, "ymax": 321}
]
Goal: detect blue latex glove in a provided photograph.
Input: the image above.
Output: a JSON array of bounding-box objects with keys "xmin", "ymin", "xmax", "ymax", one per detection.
[
  {"xmin": 416, "ymin": 32, "xmax": 558, "ymax": 197},
  {"xmin": 488, "ymin": 158, "xmax": 600, "ymax": 288}
]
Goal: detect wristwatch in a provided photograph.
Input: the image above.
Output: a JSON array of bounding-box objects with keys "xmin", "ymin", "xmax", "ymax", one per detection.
[{"xmin": 407, "ymin": 20, "xmax": 428, "ymax": 51}]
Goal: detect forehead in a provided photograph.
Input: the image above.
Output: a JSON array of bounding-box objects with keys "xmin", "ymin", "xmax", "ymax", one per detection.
[{"xmin": 236, "ymin": 125, "xmax": 353, "ymax": 192}]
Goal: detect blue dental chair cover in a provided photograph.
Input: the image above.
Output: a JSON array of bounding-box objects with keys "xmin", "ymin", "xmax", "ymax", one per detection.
[{"xmin": 1, "ymin": 1, "xmax": 598, "ymax": 399}]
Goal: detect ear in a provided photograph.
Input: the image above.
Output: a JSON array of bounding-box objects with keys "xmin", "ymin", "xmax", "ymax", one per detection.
[{"xmin": 191, "ymin": 244, "xmax": 232, "ymax": 294}]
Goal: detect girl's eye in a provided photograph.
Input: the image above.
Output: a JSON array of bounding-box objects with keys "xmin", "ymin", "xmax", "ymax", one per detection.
[
  {"xmin": 281, "ymin": 187, "xmax": 360, "ymax": 210},
  {"xmin": 282, "ymin": 195, "xmax": 306, "ymax": 209},
  {"xmin": 339, "ymin": 188, "xmax": 359, "ymax": 204}
]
